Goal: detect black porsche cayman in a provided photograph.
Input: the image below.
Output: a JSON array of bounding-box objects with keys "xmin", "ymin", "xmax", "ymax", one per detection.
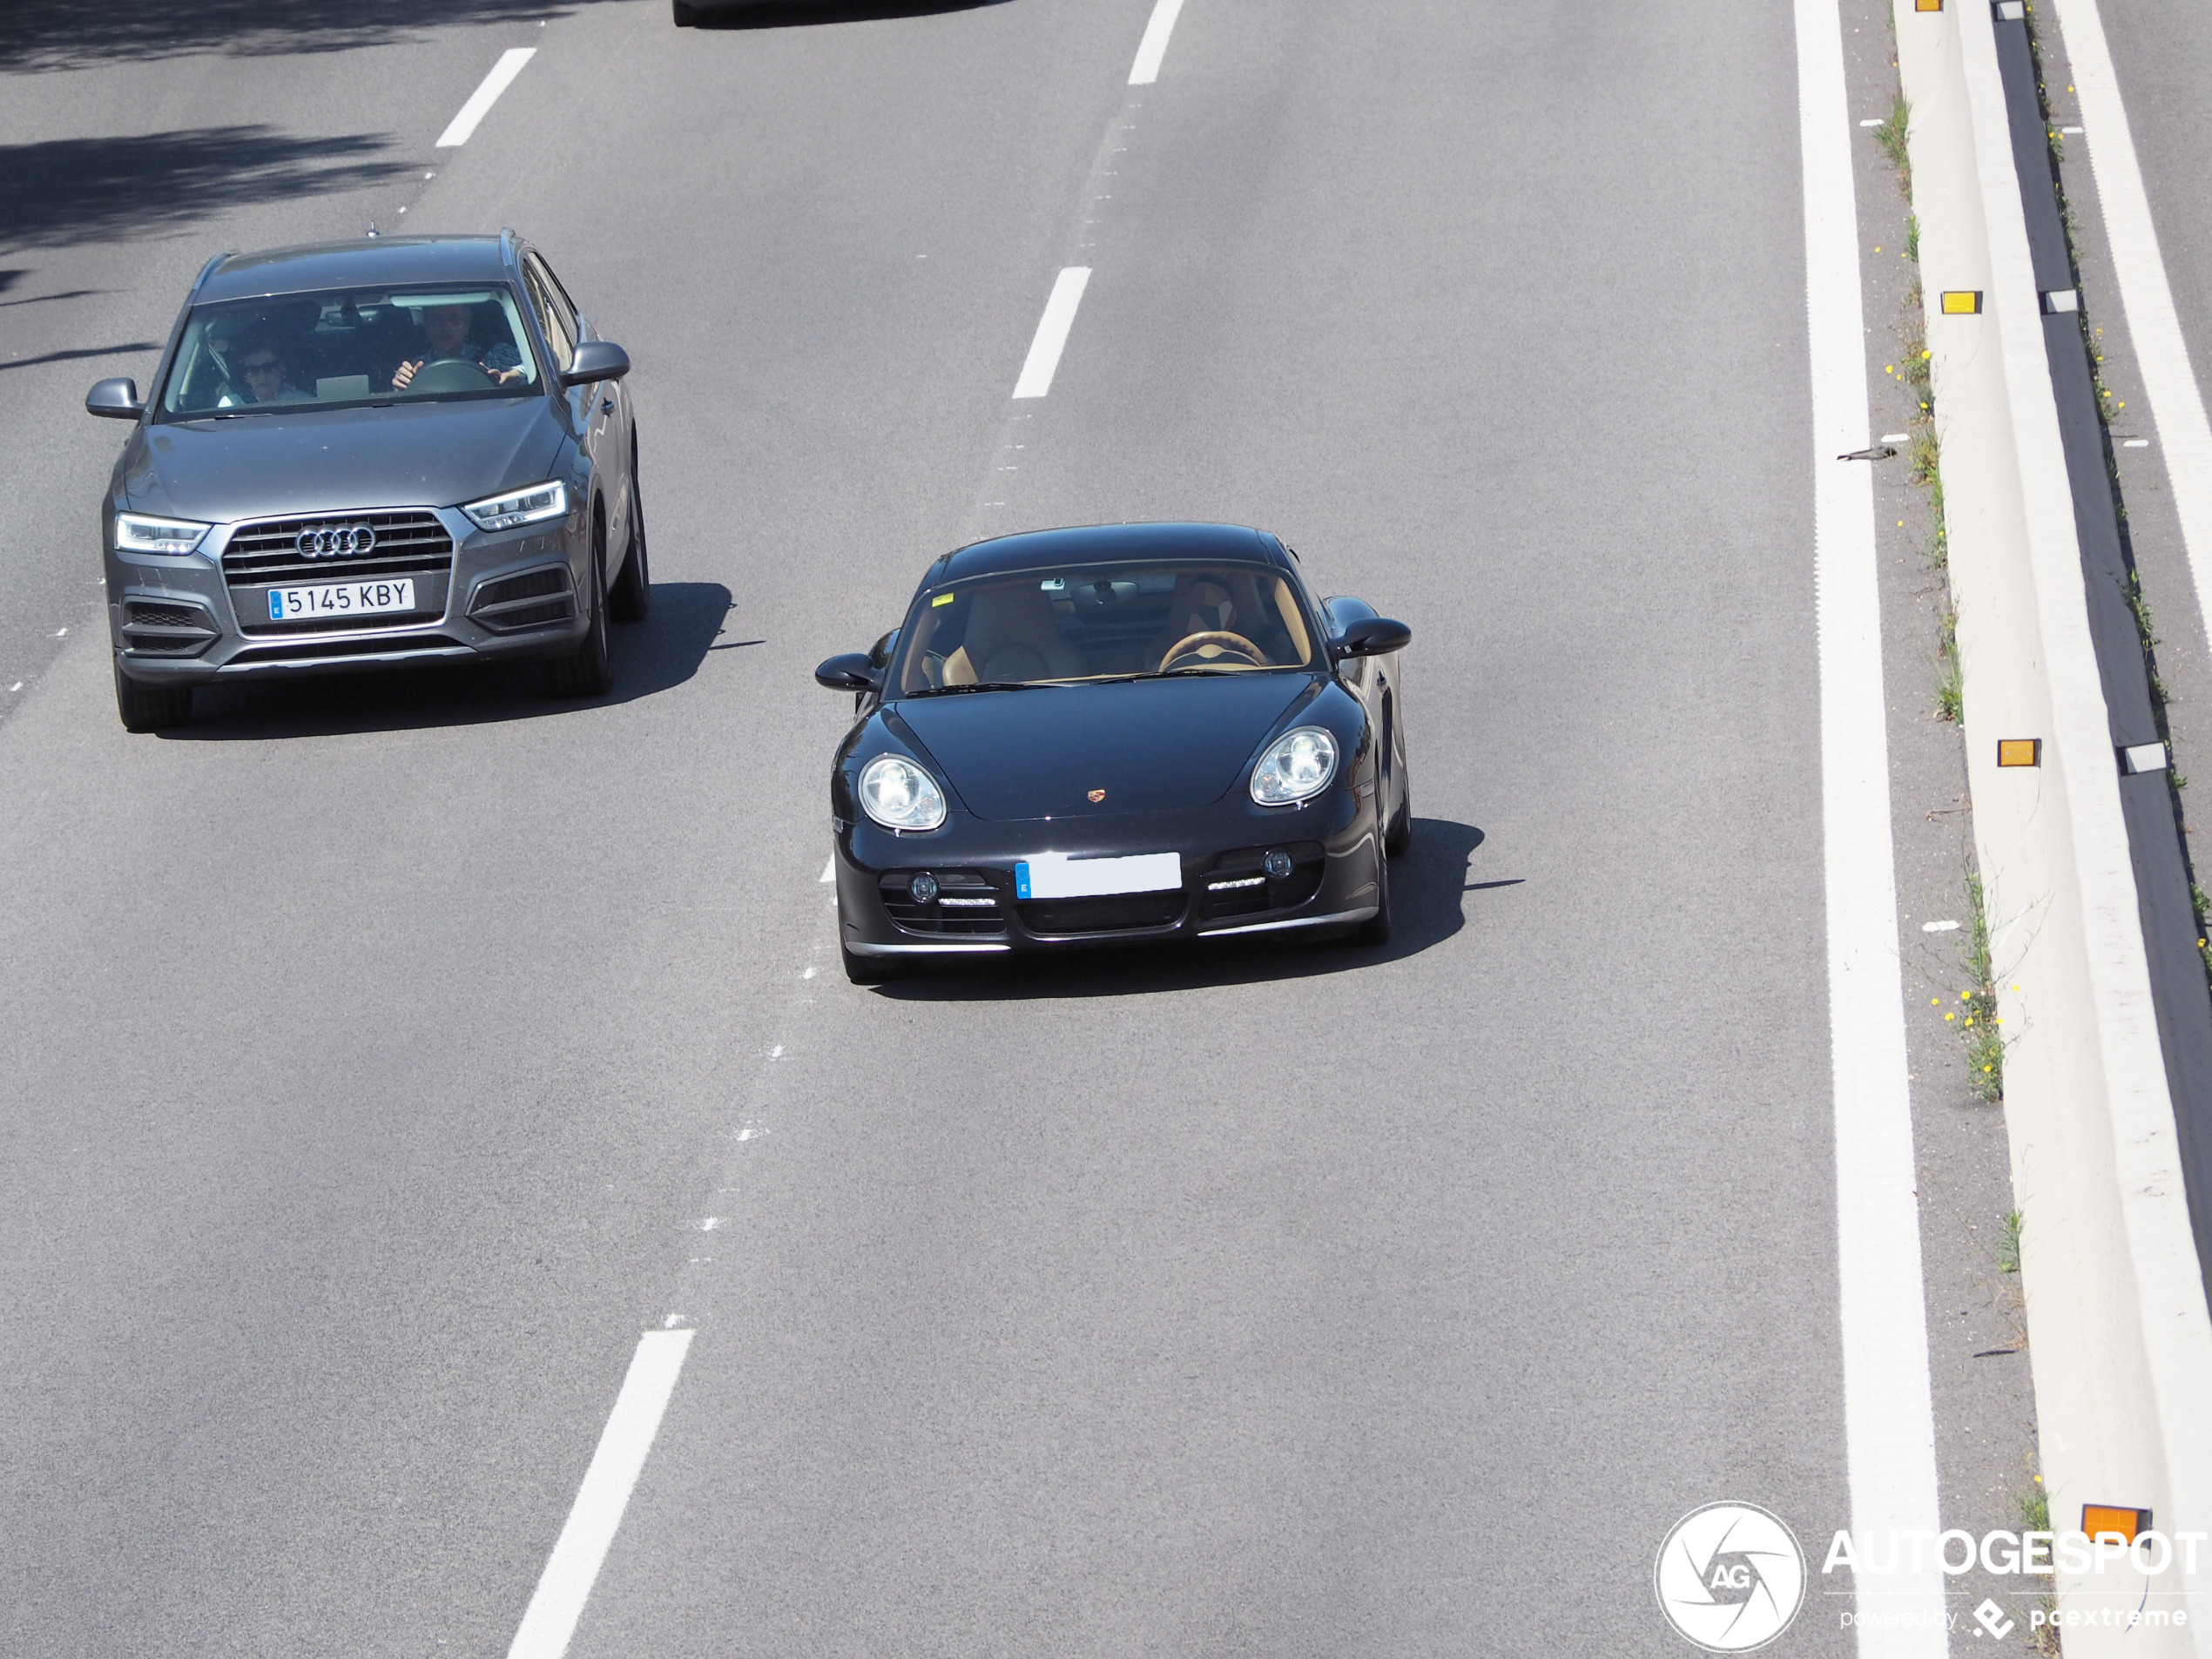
[{"xmin": 814, "ymin": 523, "xmax": 1413, "ymax": 982}]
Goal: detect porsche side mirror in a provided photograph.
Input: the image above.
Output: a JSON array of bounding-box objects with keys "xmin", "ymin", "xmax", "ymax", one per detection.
[
  {"xmin": 560, "ymin": 341, "xmax": 631, "ymax": 387},
  {"xmin": 1332, "ymin": 617, "xmax": 1411, "ymax": 658},
  {"xmin": 815, "ymin": 652, "xmax": 879, "ymax": 691},
  {"xmin": 86, "ymin": 377, "xmax": 145, "ymax": 420}
]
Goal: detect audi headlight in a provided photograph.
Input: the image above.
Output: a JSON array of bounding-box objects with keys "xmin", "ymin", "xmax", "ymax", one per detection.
[
  {"xmin": 1251, "ymin": 725, "xmax": 1339, "ymax": 805},
  {"xmin": 115, "ymin": 513, "xmax": 210, "ymax": 556},
  {"xmin": 858, "ymin": 754, "xmax": 948, "ymax": 832},
  {"xmin": 462, "ymin": 480, "xmax": 568, "ymax": 532}
]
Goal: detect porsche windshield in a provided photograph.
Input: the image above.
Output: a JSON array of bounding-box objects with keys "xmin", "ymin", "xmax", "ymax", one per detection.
[
  {"xmin": 893, "ymin": 563, "xmax": 1318, "ymax": 694},
  {"xmin": 156, "ymin": 286, "xmax": 543, "ymax": 419}
]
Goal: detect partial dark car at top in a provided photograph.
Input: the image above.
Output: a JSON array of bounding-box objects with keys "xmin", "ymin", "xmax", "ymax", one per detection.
[
  {"xmin": 85, "ymin": 232, "xmax": 649, "ymax": 731},
  {"xmin": 814, "ymin": 523, "xmax": 1413, "ymax": 983}
]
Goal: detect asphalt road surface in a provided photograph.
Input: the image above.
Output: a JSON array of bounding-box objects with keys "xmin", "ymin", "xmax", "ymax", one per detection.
[{"xmin": 0, "ymin": 2, "xmax": 2032, "ymax": 1653}]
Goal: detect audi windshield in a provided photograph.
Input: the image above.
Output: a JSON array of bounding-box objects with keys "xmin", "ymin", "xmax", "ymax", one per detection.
[{"xmin": 156, "ymin": 286, "xmax": 544, "ymax": 421}]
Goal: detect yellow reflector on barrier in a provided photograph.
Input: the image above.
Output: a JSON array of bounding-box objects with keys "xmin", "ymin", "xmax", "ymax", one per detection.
[
  {"xmin": 1915, "ymin": 0, "xmax": 1942, "ymax": 10},
  {"xmin": 2083, "ymin": 1505, "xmax": 2149, "ymax": 1544},
  {"xmin": 1941, "ymin": 290, "xmax": 1983, "ymax": 314},
  {"xmin": 1998, "ymin": 739, "xmax": 2040, "ymax": 768}
]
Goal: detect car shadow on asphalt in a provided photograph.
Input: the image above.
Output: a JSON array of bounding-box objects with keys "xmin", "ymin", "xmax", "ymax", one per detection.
[
  {"xmin": 870, "ymin": 818, "xmax": 1501, "ymax": 1001},
  {"xmin": 161, "ymin": 580, "xmax": 732, "ymax": 739},
  {"xmin": 690, "ymin": 1, "xmax": 1006, "ymax": 28}
]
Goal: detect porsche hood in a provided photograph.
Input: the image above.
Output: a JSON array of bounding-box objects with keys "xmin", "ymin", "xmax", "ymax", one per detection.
[{"xmin": 890, "ymin": 672, "xmax": 1319, "ymax": 821}]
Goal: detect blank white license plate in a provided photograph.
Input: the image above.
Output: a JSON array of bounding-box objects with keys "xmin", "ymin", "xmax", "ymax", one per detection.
[
  {"xmin": 267, "ymin": 577, "xmax": 415, "ymax": 622},
  {"xmin": 1016, "ymin": 852, "xmax": 1183, "ymax": 900}
]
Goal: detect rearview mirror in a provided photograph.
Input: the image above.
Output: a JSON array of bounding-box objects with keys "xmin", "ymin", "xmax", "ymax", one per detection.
[
  {"xmin": 560, "ymin": 341, "xmax": 631, "ymax": 387},
  {"xmin": 815, "ymin": 652, "xmax": 879, "ymax": 691},
  {"xmin": 86, "ymin": 378, "xmax": 145, "ymax": 420},
  {"xmin": 1332, "ymin": 617, "xmax": 1412, "ymax": 658}
]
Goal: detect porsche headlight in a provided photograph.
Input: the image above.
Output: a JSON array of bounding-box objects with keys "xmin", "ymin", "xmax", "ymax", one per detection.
[
  {"xmin": 115, "ymin": 513, "xmax": 210, "ymax": 556},
  {"xmin": 1251, "ymin": 726, "xmax": 1339, "ymax": 805},
  {"xmin": 859, "ymin": 753, "xmax": 948, "ymax": 832},
  {"xmin": 462, "ymin": 480, "xmax": 568, "ymax": 532}
]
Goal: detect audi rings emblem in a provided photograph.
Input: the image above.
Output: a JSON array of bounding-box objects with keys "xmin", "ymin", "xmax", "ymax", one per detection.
[{"xmin": 296, "ymin": 523, "xmax": 377, "ymax": 559}]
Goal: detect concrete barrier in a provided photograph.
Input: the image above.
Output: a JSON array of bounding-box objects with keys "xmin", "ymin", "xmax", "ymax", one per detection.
[{"xmin": 1894, "ymin": 1, "xmax": 2212, "ymax": 1651}]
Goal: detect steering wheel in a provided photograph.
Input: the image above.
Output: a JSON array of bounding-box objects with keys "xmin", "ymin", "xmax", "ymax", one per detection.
[
  {"xmin": 403, "ymin": 356, "xmax": 497, "ymax": 393},
  {"xmin": 1158, "ymin": 630, "xmax": 1265, "ymax": 671}
]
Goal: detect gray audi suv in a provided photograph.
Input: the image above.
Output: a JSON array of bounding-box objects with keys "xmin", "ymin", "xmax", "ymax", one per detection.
[{"xmin": 85, "ymin": 232, "xmax": 647, "ymax": 730}]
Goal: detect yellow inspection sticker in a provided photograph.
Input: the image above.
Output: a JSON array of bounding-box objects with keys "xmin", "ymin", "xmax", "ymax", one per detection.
[{"xmin": 932, "ymin": 593, "xmax": 956, "ymax": 606}]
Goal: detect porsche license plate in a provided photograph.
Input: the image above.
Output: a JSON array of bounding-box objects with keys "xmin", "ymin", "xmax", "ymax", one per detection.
[
  {"xmin": 266, "ymin": 577, "xmax": 415, "ymax": 621},
  {"xmin": 1015, "ymin": 852, "xmax": 1183, "ymax": 900}
]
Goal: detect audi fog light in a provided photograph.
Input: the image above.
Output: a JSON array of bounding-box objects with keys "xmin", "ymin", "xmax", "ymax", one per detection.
[
  {"xmin": 859, "ymin": 755, "xmax": 948, "ymax": 833},
  {"xmin": 1251, "ymin": 727, "xmax": 1339, "ymax": 805},
  {"xmin": 462, "ymin": 480, "xmax": 568, "ymax": 532},
  {"xmin": 115, "ymin": 514, "xmax": 210, "ymax": 556}
]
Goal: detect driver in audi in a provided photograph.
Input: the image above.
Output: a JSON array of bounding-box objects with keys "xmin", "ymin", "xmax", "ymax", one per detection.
[{"xmin": 390, "ymin": 302, "xmax": 524, "ymax": 391}]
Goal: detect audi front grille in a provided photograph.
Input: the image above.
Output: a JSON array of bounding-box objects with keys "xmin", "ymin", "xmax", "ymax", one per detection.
[
  {"xmin": 469, "ymin": 566, "xmax": 576, "ymax": 632},
  {"xmin": 224, "ymin": 510, "xmax": 454, "ymax": 634},
  {"xmin": 119, "ymin": 597, "xmax": 219, "ymax": 657}
]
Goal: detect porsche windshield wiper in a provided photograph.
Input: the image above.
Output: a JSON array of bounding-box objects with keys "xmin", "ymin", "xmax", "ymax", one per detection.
[{"xmin": 905, "ymin": 680, "xmax": 1064, "ymax": 697}]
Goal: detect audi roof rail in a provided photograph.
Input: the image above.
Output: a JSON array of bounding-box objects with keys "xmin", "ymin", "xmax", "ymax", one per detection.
[{"xmin": 189, "ymin": 251, "xmax": 238, "ymax": 294}]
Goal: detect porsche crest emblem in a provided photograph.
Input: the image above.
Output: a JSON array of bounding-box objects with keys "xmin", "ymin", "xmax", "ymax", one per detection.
[{"xmin": 1088, "ymin": 788, "xmax": 1107, "ymax": 803}]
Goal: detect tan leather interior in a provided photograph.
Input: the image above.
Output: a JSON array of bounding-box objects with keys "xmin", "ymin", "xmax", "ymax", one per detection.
[{"xmin": 942, "ymin": 584, "xmax": 1088, "ymax": 685}]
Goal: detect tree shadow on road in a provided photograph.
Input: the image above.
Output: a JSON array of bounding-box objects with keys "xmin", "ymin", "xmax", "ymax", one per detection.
[
  {"xmin": 165, "ymin": 580, "xmax": 733, "ymax": 740},
  {"xmin": 868, "ymin": 818, "xmax": 1504, "ymax": 1001},
  {"xmin": 0, "ymin": 129, "xmax": 412, "ymax": 253},
  {"xmin": 0, "ymin": 0, "xmax": 578, "ymax": 72}
]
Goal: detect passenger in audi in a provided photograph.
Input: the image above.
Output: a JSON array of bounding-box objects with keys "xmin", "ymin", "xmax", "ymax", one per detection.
[
  {"xmin": 219, "ymin": 326, "xmax": 308, "ymax": 407},
  {"xmin": 390, "ymin": 302, "xmax": 524, "ymax": 390}
]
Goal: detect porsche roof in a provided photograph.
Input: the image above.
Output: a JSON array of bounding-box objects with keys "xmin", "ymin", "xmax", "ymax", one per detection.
[{"xmin": 933, "ymin": 523, "xmax": 1291, "ymax": 584}]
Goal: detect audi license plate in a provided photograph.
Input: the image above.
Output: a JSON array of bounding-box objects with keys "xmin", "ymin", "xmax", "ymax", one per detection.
[{"xmin": 266, "ymin": 578, "xmax": 415, "ymax": 622}]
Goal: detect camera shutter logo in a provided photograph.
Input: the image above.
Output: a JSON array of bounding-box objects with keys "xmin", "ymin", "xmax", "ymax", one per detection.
[
  {"xmin": 1654, "ymin": 1502, "xmax": 1806, "ymax": 1652},
  {"xmin": 296, "ymin": 523, "xmax": 376, "ymax": 559}
]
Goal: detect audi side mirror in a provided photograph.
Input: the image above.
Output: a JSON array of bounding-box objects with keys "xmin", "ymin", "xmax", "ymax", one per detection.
[
  {"xmin": 1332, "ymin": 617, "xmax": 1412, "ymax": 659},
  {"xmin": 86, "ymin": 378, "xmax": 145, "ymax": 420},
  {"xmin": 815, "ymin": 652, "xmax": 879, "ymax": 691},
  {"xmin": 560, "ymin": 341, "xmax": 631, "ymax": 387}
]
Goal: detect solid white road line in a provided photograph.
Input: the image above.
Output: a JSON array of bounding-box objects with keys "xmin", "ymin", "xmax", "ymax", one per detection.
[
  {"xmin": 1794, "ymin": 2, "xmax": 1948, "ymax": 1654},
  {"xmin": 2048, "ymin": 0, "xmax": 2212, "ymax": 641},
  {"xmin": 819, "ymin": 857, "xmax": 835, "ymax": 884},
  {"xmin": 506, "ymin": 1329, "xmax": 693, "ymax": 1659},
  {"xmin": 1127, "ymin": 0, "xmax": 1187, "ymax": 85},
  {"xmin": 436, "ymin": 48, "xmax": 537, "ymax": 148},
  {"xmin": 1012, "ymin": 268, "xmax": 1092, "ymax": 400}
]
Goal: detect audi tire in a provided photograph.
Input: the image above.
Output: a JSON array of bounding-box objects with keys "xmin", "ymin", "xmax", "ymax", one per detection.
[
  {"xmin": 610, "ymin": 449, "xmax": 651, "ymax": 623},
  {"xmin": 544, "ymin": 518, "xmax": 613, "ymax": 698},
  {"xmin": 114, "ymin": 658, "xmax": 192, "ymax": 732}
]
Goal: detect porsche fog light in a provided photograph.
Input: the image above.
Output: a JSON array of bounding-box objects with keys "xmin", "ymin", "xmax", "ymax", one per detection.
[
  {"xmin": 462, "ymin": 480, "xmax": 568, "ymax": 532},
  {"xmin": 116, "ymin": 513, "xmax": 211, "ymax": 556},
  {"xmin": 1251, "ymin": 727, "xmax": 1339, "ymax": 805},
  {"xmin": 908, "ymin": 872, "xmax": 940, "ymax": 903},
  {"xmin": 1263, "ymin": 849, "xmax": 1295, "ymax": 880},
  {"xmin": 859, "ymin": 754, "xmax": 948, "ymax": 832}
]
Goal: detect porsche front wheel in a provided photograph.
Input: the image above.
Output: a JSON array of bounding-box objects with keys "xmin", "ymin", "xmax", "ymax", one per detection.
[{"xmin": 1352, "ymin": 842, "xmax": 1393, "ymax": 947}]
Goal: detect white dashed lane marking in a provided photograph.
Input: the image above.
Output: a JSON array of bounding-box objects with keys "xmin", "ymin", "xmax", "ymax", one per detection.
[
  {"xmin": 1128, "ymin": 0, "xmax": 1187, "ymax": 85},
  {"xmin": 1012, "ymin": 267, "xmax": 1092, "ymax": 400},
  {"xmin": 436, "ymin": 48, "xmax": 536, "ymax": 148},
  {"xmin": 505, "ymin": 1330, "xmax": 692, "ymax": 1659}
]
